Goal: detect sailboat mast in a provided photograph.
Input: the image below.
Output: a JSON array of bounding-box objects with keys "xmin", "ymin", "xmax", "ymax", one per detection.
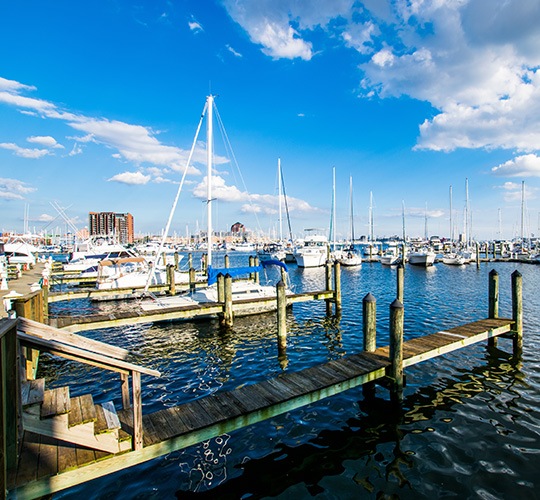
[
  {"xmin": 521, "ymin": 180, "xmax": 525, "ymax": 242},
  {"xmin": 349, "ymin": 176, "xmax": 355, "ymax": 243},
  {"xmin": 369, "ymin": 191, "xmax": 374, "ymax": 242},
  {"xmin": 278, "ymin": 158, "xmax": 283, "ymax": 242},
  {"xmin": 449, "ymin": 185, "xmax": 453, "ymax": 243},
  {"xmin": 207, "ymin": 95, "xmax": 214, "ymax": 267},
  {"xmin": 332, "ymin": 166, "xmax": 336, "ymax": 250}
]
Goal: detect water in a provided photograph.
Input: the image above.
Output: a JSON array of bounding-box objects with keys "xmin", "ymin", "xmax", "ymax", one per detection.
[{"xmin": 43, "ymin": 257, "xmax": 540, "ymax": 499}]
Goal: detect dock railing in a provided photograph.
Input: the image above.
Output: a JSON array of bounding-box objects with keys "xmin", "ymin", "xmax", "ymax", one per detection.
[{"xmin": 15, "ymin": 318, "xmax": 160, "ymax": 452}]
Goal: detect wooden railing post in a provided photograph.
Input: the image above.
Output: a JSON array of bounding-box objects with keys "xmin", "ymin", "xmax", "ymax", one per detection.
[
  {"xmin": 120, "ymin": 373, "xmax": 131, "ymax": 410},
  {"xmin": 389, "ymin": 299, "xmax": 404, "ymax": 401},
  {"xmin": 132, "ymin": 371, "xmax": 143, "ymax": 451},
  {"xmin": 488, "ymin": 269, "xmax": 499, "ymax": 347},
  {"xmin": 1, "ymin": 319, "xmax": 20, "ymax": 487},
  {"xmin": 363, "ymin": 293, "xmax": 376, "ymax": 352},
  {"xmin": 512, "ymin": 270, "xmax": 523, "ymax": 354}
]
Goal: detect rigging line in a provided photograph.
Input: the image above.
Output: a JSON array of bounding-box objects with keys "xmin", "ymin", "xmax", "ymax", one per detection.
[
  {"xmin": 143, "ymin": 101, "xmax": 208, "ymax": 293},
  {"xmin": 213, "ymin": 104, "xmax": 265, "ymax": 235}
]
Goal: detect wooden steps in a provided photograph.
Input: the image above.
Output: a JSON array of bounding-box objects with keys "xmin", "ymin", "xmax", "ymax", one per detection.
[{"xmin": 21, "ymin": 378, "xmax": 131, "ymax": 454}]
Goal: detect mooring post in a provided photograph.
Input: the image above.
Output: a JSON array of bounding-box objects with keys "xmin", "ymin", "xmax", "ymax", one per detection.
[
  {"xmin": 363, "ymin": 293, "xmax": 376, "ymax": 352},
  {"xmin": 162, "ymin": 252, "xmax": 167, "ymax": 267},
  {"xmin": 217, "ymin": 273, "xmax": 225, "ymax": 303},
  {"xmin": 202, "ymin": 253, "xmax": 207, "ymax": 273},
  {"xmin": 389, "ymin": 299, "xmax": 404, "ymax": 401},
  {"xmin": 511, "ymin": 270, "xmax": 523, "ymax": 354},
  {"xmin": 325, "ymin": 261, "xmax": 333, "ymax": 315},
  {"xmin": 174, "ymin": 251, "xmax": 180, "ymax": 270},
  {"xmin": 333, "ymin": 261, "xmax": 342, "ymax": 312},
  {"xmin": 488, "ymin": 269, "xmax": 499, "ymax": 347},
  {"xmin": 224, "ymin": 254, "xmax": 230, "ymax": 268},
  {"xmin": 476, "ymin": 242, "xmax": 480, "ymax": 269},
  {"xmin": 397, "ymin": 263, "xmax": 404, "ymax": 303},
  {"xmin": 221, "ymin": 273, "xmax": 233, "ymax": 327},
  {"xmin": 167, "ymin": 265, "xmax": 176, "ymax": 296},
  {"xmin": 277, "ymin": 279, "xmax": 287, "ymax": 348},
  {"xmin": 253, "ymin": 256, "xmax": 260, "ymax": 284}
]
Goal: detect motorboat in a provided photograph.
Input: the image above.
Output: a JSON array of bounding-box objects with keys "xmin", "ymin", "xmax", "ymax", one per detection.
[
  {"xmin": 408, "ymin": 247, "xmax": 436, "ymax": 267},
  {"xmin": 380, "ymin": 247, "xmax": 401, "ymax": 266},
  {"xmin": 294, "ymin": 232, "xmax": 328, "ymax": 268},
  {"xmin": 442, "ymin": 253, "xmax": 466, "ymax": 266},
  {"xmin": 3, "ymin": 240, "xmax": 39, "ymax": 266}
]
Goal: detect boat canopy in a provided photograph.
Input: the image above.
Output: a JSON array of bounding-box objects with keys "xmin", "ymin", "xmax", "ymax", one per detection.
[{"xmin": 207, "ymin": 260, "xmax": 288, "ymax": 285}]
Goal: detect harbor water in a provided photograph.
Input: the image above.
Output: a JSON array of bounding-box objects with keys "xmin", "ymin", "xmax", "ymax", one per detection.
[{"xmin": 44, "ymin": 256, "xmax": 540, "ymax": 499}]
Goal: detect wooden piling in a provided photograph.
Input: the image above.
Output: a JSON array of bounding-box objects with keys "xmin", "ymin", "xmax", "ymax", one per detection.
[
  {"xmin": 397, "ymin": 263, "xmax": 404, "ymax": 303},
  {"xmin": 389, "ymin": 299, "xmax": 404, "ymax": 401},
  {"xmin": 161, "ymin": 252, "xmax": 167, "ymax": 267},
  {"xmin": 475, "ymin": 242, "xmax": 480, "ymax": 269},
  {"xmin": 188, "ymin": 253, "xmax": 193, "ymax": 269},
  {"xmin": 189, "ymin": 268, "xmax": 196, "ymax": 292},
  {"xmin": 333, "ymin": 261, "xmax": 341, "ymax": 312},
  {"xmin": 174, "ymin": 252, "xmax": 179, "ymax": 270},
  {"xmin": 488, "ymin": 269, "xmax": 499, "ymax": 347},
  {"xmin": 512, "ymin": 270, "xmax": 523, "ymax": 354},
  {"xmin": 362, "ymin": 293, "xmax": 376, "ymax": 352},
  {"xmin": 221, "ymin": 274, "xmax": 233, "ymax": 327},
  {"xmin": 325, "ymin": 261, "xmax": 333, "ymax": 315},
  {"xmin": 224, "ymin": 254, "xmax": 230, "ymax": 268},
  {"xmin": 217, "ymin": 273, "xmax": 225, "ymax": 303},
  {"xmin": 167, "ymin": 265, "xmax": 176, "ymax": 296},
  {"xmin": 276, "ymin": 280, "xmax": 287, "ymax": 353},
  {"xmin": 253, "ymin": 256, "xmax": 260, "ymax": 284}
]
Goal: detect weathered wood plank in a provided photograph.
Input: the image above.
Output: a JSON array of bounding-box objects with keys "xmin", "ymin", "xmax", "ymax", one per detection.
[
  {"xmin": 21, "ymin": 378, "xmax": 45, "ymax": 406},
  {"xmin": 37, "ymin": 434, "xmax": 58, "ymax": 479},
  {"xmin": 68, "ymin": 396, "xmax": 83, "ymax": 427},
  {"xmin": 57, "ymin": 441, "xmax": 78, "ymax": 473},
  {"xmin": 41, "ymin": 386, "xmax": 70, "ymax": 418},
  {"xmin": 80, "ymin": 394, "xmax": 97, "ymax": 424}
]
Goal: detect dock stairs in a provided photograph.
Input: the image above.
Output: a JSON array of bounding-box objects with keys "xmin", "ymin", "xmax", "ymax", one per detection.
[{"xmin": 21, "ymin": 378, "xmax": 132, "ymax": 454}]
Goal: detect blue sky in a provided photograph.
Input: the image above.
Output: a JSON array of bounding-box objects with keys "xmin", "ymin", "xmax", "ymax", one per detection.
[{"xmin": 1, "ymin": 0, "xmax": 539, "ymax": 241}]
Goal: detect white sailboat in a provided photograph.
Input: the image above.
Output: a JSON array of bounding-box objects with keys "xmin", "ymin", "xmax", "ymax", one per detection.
[
  {"xmin": 141, "ymin": 95, "xmax": 288, "ymax": 314},
  {"xmin": 335, "ymin": 175, "xmax": 362, "ymax": 267}
]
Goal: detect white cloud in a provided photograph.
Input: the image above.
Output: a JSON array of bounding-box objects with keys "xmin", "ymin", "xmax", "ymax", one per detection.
[
  {"xmin": 496, "ymin": 181, "xmax": 536, "ymax": 202},
  {"xmin": 27, "ymin": 135, "xmax": 64, "ymax": 149},
  {"xmin": 108, "ymin": 171, "xmax": 151, "ymax": 185},
  {"xmin": 226, "ymin": 44, "xmax": 242, "ymax": 57},
  {"xmin": 492, "ymin": 154, "xmax": 540, "ymax": 177},
  {"xmin": 0, "ymin": 177, "xmax": 36, "ymax": 200},
  {"xmin": 188, "ymin": 16, "xmax": 203, "ymax": 33},
  {"xmin": 36, "ymin": 213, "xmax": 55, "ymax": 222},
  {"xmin": 0, "ymin": 142, "xmax": 50, "ymax": 159}
]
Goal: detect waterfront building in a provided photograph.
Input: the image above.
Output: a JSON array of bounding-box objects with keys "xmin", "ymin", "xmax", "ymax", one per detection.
[{"xmin": 89, "ymin": 211, "xmax": 134, "ymax": 244}]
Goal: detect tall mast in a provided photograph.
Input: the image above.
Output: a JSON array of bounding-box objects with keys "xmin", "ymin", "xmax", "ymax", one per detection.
[
  {"xmin": 369, "ymin": 191, "xmax": 374, "ymax": 242},
  {"xmin": 402, "ymin": 200, "xmax": 406, "ymax": 242},
  {"xmin": 464, "ymin": 178, "xmax": 469, "ymax": 246},
  {"xmin": 449, "ymin": 185, "xmax": 453, "ymax": 243},
  {"xmin": 349, "ymin": 175, "xmax": 355, "ymax": 243},
  {"xmin": 332, "ymin": 166, "xmax": 336, "ymax": 250},
  {"xmin": 278, "ymin": 158, "xmax": 283, "ymax": 242},
  {"xmin": 521, "ymin": 180, "xmax": 525, "ymax": 243},
  {"xmin": 207, "ymin": 95, "xmax": 214, "ymax": 267}
]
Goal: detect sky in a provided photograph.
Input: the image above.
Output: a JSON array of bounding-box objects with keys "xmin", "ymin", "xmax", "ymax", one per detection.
[{"xmin": 1, "ymin": 0, "xmax": 540, "ymax": 242}]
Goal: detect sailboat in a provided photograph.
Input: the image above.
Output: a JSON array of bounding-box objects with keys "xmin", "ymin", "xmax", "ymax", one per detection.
[
  {"xmin": 141, "ymin": 95, "xmax": 289, "ymax": 314},
  {"xmin": 335, "ymin": 175, "xmax": 362, "ymax": 267}
]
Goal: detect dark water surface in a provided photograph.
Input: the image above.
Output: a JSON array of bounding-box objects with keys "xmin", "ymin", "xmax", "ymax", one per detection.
[{"xmin": 44, "ymin": 257, "xmax": 540, "ymax": 499}]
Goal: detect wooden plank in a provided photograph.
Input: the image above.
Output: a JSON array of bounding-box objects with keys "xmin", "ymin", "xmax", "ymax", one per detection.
[
  {"xmin": 280, "ymin": 370, "xmax": 323, "ymax": 394},
  {"xmin": 41, "ymin": 386, "xmax": 70, "ymax": 418},
  {"xmin": 101, "ymin": 401, "xmax": 121, "ymax": 430},
  {"xmin": 80, "ymin": 393, "xmax": 97, "ymax": 424},
  {"xmin": 14, "ymin": 431, "xmax": 40, "ymax": 486},
  {"xmin": 21, "ymin": 378, "xmax": 45, "ymax": 406},
  {"xmin": 37, "ymin": 434, "xmax": 58, "ymax": 479},
  {"xmin": 68, "ymin": 396, "xmax": 83, "ymax": 427},
  {"xmin": 146, "ymin": 408, "xmax": 182, "ymax": 441},
  {"xmin": 75, "ymin": 444, "xmax": 96, "ymax": 468},
  {"xmin": 57, "ymin": 441, "xmax": 77, "ymax": 473}
]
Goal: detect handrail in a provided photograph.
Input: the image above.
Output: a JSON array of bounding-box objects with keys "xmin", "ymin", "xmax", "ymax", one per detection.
[
  {"xmin": 17, "ymin": 317, "xmax": 131, "ymax": 361},
  {"xmin": 17, "ymin": 331, "xmax": 160, "ymax": 377}
]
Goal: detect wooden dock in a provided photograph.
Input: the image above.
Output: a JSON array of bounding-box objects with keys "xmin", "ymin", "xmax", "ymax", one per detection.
[{"xmin": 7, "ymin": 316, "xmax": 516, "ymax": 499}]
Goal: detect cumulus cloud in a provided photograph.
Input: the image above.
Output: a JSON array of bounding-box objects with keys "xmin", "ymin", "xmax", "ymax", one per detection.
[
  {"xmin": 0, "ymin": 76, "xmax": 208, "ymax": 180},
  {"xmin": 108, "ymin": 171, "xmax": 151, "ymax": 185},
  {"xmin": 223, "ymin": 1, "xmax": 540, "ymax": 153},
  {"xmin": 0, "ymin": 177, "xmax": 36, "ymax": 200},
  {"xmin": 188, "ymin": 16, "xmax": 203, "ymax": 33},
  {"xmin": 27, "ymin": 135, "xmax": 64, "ymax": 149},
  {"xmin": 491, "ymin": 154, "xmax": 540, "ymax": 177},
  {"xmin": 496, "ymin": 181, "xmax": 536, "ymax": 202},
  {"xmin": 0, "ymin": 142, "xmax": 50, "ymax": 159}
]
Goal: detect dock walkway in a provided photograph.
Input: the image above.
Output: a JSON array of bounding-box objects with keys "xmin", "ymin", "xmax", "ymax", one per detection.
[{"xmin": 9, "ymin": 317, "xmax": 515, "ymax": 499}]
